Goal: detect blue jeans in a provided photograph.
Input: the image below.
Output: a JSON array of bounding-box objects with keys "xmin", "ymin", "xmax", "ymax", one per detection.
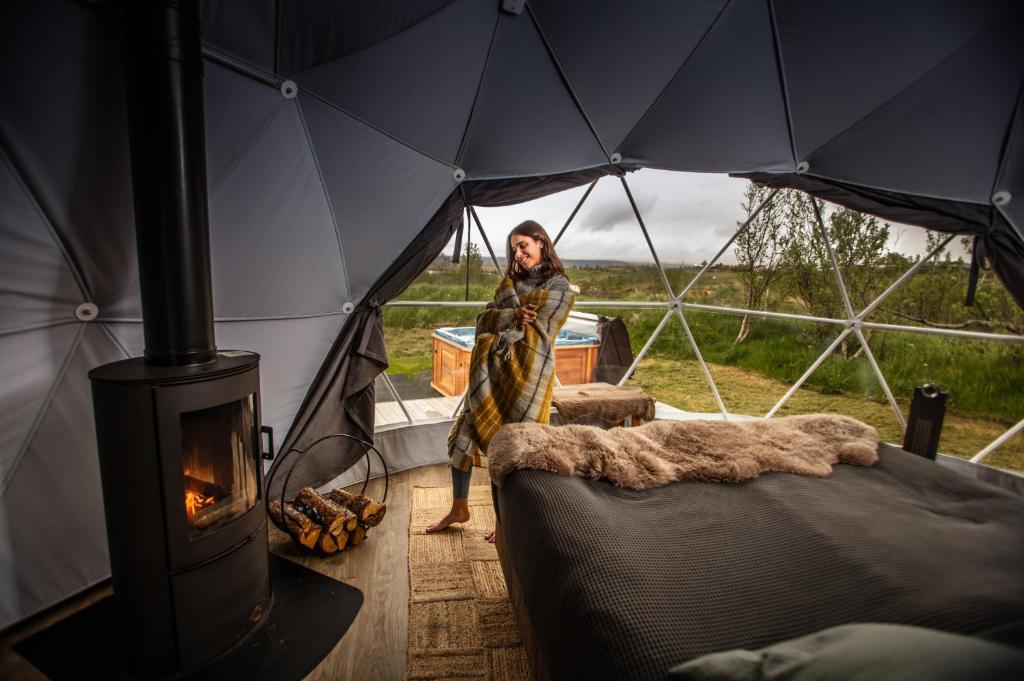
[{"xmin": 451, "ymin": 465, "xmax": 473, "ymax": 500}]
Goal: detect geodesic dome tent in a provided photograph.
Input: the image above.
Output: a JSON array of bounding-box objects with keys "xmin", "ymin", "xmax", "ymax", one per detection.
[{"xmin": 2, "ymin": 0, "xmax": 1023, "ymax": 630}]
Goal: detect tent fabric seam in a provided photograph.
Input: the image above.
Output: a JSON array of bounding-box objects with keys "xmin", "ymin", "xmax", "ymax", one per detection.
[
  {"xmin": 98, "ymin": 322, "xmax": 132, "ymax": 360},
  {"xmin": 800, "ymin": 9, "xmax": 1013, "ymax": 163},
  {"xmin": 614, "ymin": 0, "xmax": 735, "ymax": 154},
  {"xmin": 297, "ymin": 84, "xmax": 456, "ymax": 170},
  {"xmin": 989, "ymin": 67, "xmax": 1024, "ymax": 210},
  {"xmin": 293, "ymin": 95, "xmax": 353, "ymax": 300},
  {"xmin": 0, "ymin": 143, "xmax": 90, "ymax": 302},
  {"xmin": 454, "ymin": 11, "xmax": 503, "ymax": 167},
  {"xmin": 202, "ymin": 45, "xmax": 280, "ymax": 89},
  {"xmin": 765, "ymin": 0, "xmax": 798, "ymax": 167},
  {"xmin": 525, "ymin": 1, "xmax": 610, "ymax": 159},
  {"xmin": 95, "ymin": 311, "xmax": 346, "ymax": 324},
  {"xmin": 207, "ymin": 93, "xmax": 288, "ymax": 196},
  {"xmin": 799, "ymin": 171, "xmax": 996, "ymax": 213},
  {"xmin": 464, "ymin": 160, "xmax": 615, "ymax": 182},
  {"xmin": 284, "ymin": 0, "xmax": 464, "ymax": 79},
  {"xmin": 0, "ymin": 318, "xmax": 79, "ymax": 339},
  {"xmin": 1, "ymin": 322, "xmax": 87, "ymax": 496}
]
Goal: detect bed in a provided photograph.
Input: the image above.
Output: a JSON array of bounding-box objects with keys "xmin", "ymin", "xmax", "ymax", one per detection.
[{"xmin": 492, "ymin": 442, "xmax": 1024, "ymax": 681}]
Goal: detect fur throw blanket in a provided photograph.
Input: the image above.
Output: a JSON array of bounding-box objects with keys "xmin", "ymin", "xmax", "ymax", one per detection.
[
  {"xmin": 448, "ymin": 276, "xmax": 574, "ymax": 471},
  {"xmin": 487, "ymin": 414, "xmax": 879, "ymax": 489}
]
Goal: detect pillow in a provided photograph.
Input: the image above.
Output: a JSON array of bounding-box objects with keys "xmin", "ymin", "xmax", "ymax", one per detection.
[{"xmin": 667, "ymin": 623, "xmax": 1024, "ymax": 681}]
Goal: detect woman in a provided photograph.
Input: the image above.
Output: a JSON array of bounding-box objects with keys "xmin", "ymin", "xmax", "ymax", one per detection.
[{"xmin": 426, "ymin": 220, "xmax": 575, "ymax": 541}]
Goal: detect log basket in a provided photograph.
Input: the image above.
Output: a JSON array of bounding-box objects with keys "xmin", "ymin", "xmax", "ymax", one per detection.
[{"xmin": 265, "ymin": 433, "xmax": 389, "ymax": 538}]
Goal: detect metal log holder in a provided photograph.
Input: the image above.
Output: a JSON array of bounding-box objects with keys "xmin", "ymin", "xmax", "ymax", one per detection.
[{"xmin": 265, "ymin": 434, "xmax": 390, "ymax": 541}]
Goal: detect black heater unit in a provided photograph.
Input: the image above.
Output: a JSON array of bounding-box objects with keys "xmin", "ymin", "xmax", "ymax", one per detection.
[
  {"xmin": 90, "ymin": 355, "xmax": 272, "ymax": 675},
  {"xmin": 88, "ymin": 0, "xmax": 272, "ymax": 676}
]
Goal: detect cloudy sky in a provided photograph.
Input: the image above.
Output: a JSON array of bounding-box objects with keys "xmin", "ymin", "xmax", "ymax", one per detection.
[{"xmin": 447, "ymin": 169, "xmax": 962, "ymax": 266}]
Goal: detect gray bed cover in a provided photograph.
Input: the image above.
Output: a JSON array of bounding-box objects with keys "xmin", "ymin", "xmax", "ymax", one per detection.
[{"xmin": 495, "ymin": 444, "xmax": 1024, "ymax": 681}]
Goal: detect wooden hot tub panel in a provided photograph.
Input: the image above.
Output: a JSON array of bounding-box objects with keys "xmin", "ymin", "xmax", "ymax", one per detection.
[{"xmin": 431, "ymin": 335, "xmax": 598, "ymax": 397}]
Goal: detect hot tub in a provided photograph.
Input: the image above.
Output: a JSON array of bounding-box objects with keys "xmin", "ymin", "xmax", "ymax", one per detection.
[{"xmin": 431, "ymin": 326, "xmax": 600, "ymax": 396}]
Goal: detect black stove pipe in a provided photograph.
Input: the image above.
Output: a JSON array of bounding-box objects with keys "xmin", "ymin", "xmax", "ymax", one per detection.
[{"xmin": 122, "ymin": 0, "xmax": 216, "ymax": 365}]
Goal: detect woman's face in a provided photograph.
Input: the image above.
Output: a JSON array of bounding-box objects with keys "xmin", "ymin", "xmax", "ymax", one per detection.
[{"xmin": 510, "ymin": 233, "xmax": 543, "ymax": 270}]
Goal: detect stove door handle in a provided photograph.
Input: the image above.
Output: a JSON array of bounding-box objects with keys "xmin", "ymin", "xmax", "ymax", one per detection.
[{"xmin": 261, "ymin": 425, "xmax": 275, "ymax": 461}]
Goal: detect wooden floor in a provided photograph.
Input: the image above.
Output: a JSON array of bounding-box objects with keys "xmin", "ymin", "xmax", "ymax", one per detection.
[{"xmin": 0, "ymin": 463, "xmax": 489, "ymax": 681}]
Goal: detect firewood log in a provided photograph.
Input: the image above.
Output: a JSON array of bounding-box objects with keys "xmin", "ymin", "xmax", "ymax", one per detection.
[
  {"xmin": 325, "ymin": 489, "xmax": 387, "ymax": 527},
  {"xmin": 318, "ymin": 531, "xmax": 339, "ymax": 554},
  {"xmin": 349, "ymin": 522, "xmax": 368, "ymax": 546},
  {"xmin": 268, "ymin": 500, "xmax": 320, "ymax": 550},
  {"xmin": 330, "ymin": 526, "xmax": 350, "ymax": 551},
  {"xmin": 297, "ymin": 487, "xmax": 357, "ymax": 534}
]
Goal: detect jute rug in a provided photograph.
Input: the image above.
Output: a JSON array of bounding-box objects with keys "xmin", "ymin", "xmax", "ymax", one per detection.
[{"xmin": 406, "ymin": 484, "xmax": 532, "ymax": 681}]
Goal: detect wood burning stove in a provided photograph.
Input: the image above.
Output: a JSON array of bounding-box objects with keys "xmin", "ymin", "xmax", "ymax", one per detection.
[
  {"xmin": 90, "ymin": 355, "xmax": 272, "ymax": 676},
  {"xmin": 87, "ymin": 1, "xmax": 272, "ymax": 676}
]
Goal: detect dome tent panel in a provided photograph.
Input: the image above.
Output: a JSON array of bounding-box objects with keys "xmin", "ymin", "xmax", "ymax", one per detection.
[
  {"xmin": 0, "ymin": 324, "xmax": 82, "ymax": 484},
  {"xmin": 618, "ymin": 0, "xmax": 793, "ymax": 172},
  {"xmin": 203, "ymin": 60, "xmax": 288, "ymax": 195},
  {"xmin": 992, "ymin": 72, "xmax": 1024, "ymax": 241},
  {"xmin": 102, "ymin": 61, "xmax": 353, "ymax": 321},
  {"xmin": 200, "ymin": 0, "xmax": 277, "ymax": 73},
  {"xmin": 804, "ymin": 12, "xmax": 1024, "ymax": 205},
  {"xmin": 0, "ymin": 151, "xmax": 84, "ymax": 334},
  {"xmin": 215, "ymin": 317, "xmax": 347, "ymax": 447},
  {"xmin": 774, "ymin": 0, "xmax": 1013, "ymax": 161},
  {"xmin": 530, "ymin": 0, "xmax": 728, "ymax": 153},
  {"xmin": 0, "ymin": 0, "xmax": 136, "ymax": 313},
  {"xmin": 0, "ymin": 324, "xmax": 123, "ymax": 627},
  {"xmin": 274, "ymin": 0, "xmax": 461, "ymax": 77},
  {"xmin": 457, "ymin": 7, "xmax": 609, "ymax": 179},
  {"xmin": 206, "ymin": 82, "xmax": 350, "ymax": 319},
  {"xmin": 292, "ymin": 0, "xmax": 498, "ymax": 164},
  {"xmin": 298, "ymin": 92, "xmax": 459, "ymax": 303}
]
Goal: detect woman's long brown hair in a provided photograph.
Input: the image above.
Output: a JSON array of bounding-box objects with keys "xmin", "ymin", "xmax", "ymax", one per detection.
[{"xmin": 504, "ymin": 220, "xmax": 566, "ymax": 282}]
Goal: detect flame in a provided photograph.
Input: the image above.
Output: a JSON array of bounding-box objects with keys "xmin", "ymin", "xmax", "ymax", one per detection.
[{"xmin": 185, "ymin": 489, "xmax": 216, "ymax": 519}]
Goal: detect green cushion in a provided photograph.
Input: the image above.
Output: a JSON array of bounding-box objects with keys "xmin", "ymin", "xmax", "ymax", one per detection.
[{"xmin": 668, "ymin": 624, "xmax": 1024, "ymax": 681}]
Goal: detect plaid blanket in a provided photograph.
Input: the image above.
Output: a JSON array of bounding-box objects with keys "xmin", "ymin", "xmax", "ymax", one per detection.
[{"xmin": 448, "ymin": 276, "xmax": 575, "ymax": 471}]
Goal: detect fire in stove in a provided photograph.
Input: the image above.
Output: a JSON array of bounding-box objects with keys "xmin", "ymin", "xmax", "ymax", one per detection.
[
  {"xmin": 185, "ymin": 490, "xmax": 215, "ymax": 517},
  {"xmin": 183, "ymin": 472, "xmax": 235, "ymax": 531}
]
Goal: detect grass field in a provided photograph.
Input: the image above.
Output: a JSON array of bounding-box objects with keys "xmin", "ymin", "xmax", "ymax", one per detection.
[{"xmin": 385, "ymin": 264, "xmax": 1024, "ymax": 471}]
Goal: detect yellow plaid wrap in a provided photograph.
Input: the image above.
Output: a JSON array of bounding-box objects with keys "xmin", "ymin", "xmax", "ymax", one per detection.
[{"xmin": 448, "ymin": 276, "xmax": 574, "ymax": 471}]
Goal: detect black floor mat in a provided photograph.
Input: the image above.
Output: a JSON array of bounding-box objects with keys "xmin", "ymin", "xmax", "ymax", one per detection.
[{"xmin": 14, "ymin": 553, "xmax": 362, "ymax": 681}]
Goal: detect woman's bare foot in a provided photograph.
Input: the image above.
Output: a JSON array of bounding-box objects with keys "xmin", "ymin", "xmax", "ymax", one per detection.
[
  {"xmin": 426, "ymin": 500, "xmax": 470, "ymax": 533},
  {"xmin": 484, "ymin": 528, "xmax": 496, "ymax": 543}
]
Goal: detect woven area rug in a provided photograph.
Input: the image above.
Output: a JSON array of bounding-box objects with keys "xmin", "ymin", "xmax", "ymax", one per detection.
[{"xmin": 406, "ymin": 484, "xmax": 532, "ymax": 681}]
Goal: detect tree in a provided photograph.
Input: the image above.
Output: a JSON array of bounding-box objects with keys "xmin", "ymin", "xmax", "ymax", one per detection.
[
  {"xmin": 883, "ymin": 231, "xmax": 1024, "ymax": 335},
  {"xmin": 733, "ymin": 183, "xmax": 786, "ymax": 343},
  {"xmin": 455, "ymin": 242, "xmax": 485, "ymax": 283},
  {"xmin": 780, "ymin": 194, "xmax": 890, "ymax": 355}
]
